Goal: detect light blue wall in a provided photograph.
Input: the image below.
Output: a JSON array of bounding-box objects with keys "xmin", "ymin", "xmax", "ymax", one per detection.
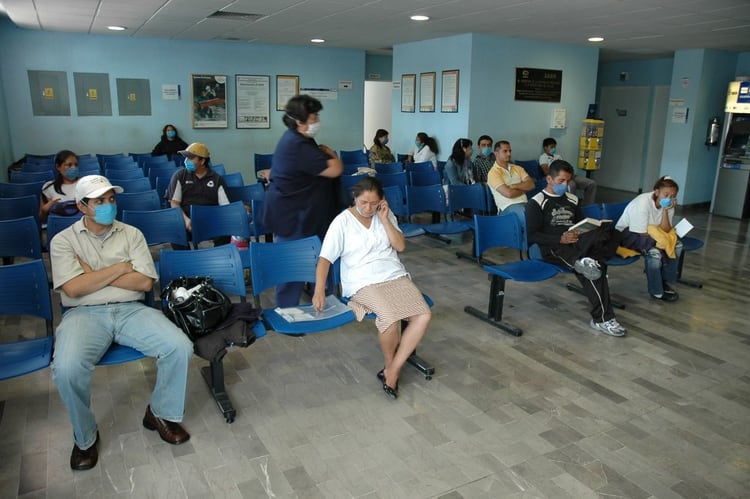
[
  {"xmin": 660, "ymin": 49, "xmax": 738, "ymax": 204},
  {"xmin": 596, "ymin": 58, "xmax": 673, "ymax": 90},
  {"xmin": 392, "ymin": 33, "xmax": 598, "ymax": 163},
  {"xmin": 737, "ymin": 52, "xmax": 750, "ymax": 77},
  {"xmin": 365, "ymin": 55, "xmax": 393, "ymax": 81},
  {"xmin": 0, "ymin": 19, "xmax": 365, "ymax": 180},
  {"xmin": 468, "ymin": 34, "xmax": 599, "ymax": 163},
  {"xmin": 391, "ymin": 34, "xmax": 473, "ymax": 160}
]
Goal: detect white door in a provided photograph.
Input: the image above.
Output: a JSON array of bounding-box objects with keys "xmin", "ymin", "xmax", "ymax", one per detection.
[
  {"xmin": 594, "ymin": 86, "xmax": 650, "ymax": 192},
  {"xmin": 363, "ymin": 81, "xmax": 393, "ymax": 151}
]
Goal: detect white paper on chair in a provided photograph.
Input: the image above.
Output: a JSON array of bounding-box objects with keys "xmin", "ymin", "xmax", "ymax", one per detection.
[
  {"xmin": 274, "ymin": 295, "xmax": 351, "ymax": 323},
  {"xmin": 674, "ymin": 218, "xmax": 693, "ymax": 238}
]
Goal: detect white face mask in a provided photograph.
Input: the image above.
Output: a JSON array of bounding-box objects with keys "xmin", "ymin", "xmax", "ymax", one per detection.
[{"xmin": 305, "ymin": 121, "xmax": 321, "ymax": 138}]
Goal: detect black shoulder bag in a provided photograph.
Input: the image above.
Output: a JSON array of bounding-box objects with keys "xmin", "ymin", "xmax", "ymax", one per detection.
[{"xmin": 161, "ymin": 276, "xmax": 233, "ymax": 341}]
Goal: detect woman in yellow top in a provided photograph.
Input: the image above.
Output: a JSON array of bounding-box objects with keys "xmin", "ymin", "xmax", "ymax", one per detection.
[{"xmin": 369, "ymin": 129, "xmax": 395, "ymax": 166}]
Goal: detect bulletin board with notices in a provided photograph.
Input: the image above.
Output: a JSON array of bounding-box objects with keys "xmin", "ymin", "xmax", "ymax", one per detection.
[{"xmin": 578, "ymin": 119, "xmax": 605, "ymax": 171}]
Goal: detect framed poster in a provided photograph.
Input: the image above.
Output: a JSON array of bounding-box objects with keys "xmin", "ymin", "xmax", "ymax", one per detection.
[
  {"xmin": 401, "ymin": 74, "xmax": 416, "ymax": 113},
  {"xmin": 419, "ymin": 72, "xmax": 435, "ymax": 112},
  {"xmin": 235, "ymin": 74, "xmax": 270, "ymax": 129},
  {"xmin": 276, "ymin": 75, "xmax": 299, "ymax": 111},
  {"xmin": 191, "ymin": 74, "xmax": 227, "ymax": 128},
  {"xmin": 441, "ymin": 70, "xmax": 459, "ymax": 113}
]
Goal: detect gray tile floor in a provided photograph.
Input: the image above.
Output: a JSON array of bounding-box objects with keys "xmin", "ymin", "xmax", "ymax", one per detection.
[{"xmin": 1, "ymin": 207, "xmax": 749, "ymax": 498}]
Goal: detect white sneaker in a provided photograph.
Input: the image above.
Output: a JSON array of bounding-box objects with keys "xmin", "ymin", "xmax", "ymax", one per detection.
[
  {"xmin": 574, "ymin": 257, "xmax": 602, "ymax": 280},
  {"xmin": 590, "ymin": 318, "xmax": 626, "ymax": 337}
]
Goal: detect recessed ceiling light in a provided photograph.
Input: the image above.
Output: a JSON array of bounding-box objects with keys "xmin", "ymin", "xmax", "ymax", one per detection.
[
  {"xmin": 107, "ymin": 25, "xmax": 127, "ymax": 31},
  {"xmin": 311, "ymin": 38, "xmax": 325, "ymax": 43},
  {"xmin": 588, "ymin": 36, "xmax": 604, "ymax": 42},
  {"xmin": 410, "ymin": 15, "xmax": 430, "ymax": 21}
]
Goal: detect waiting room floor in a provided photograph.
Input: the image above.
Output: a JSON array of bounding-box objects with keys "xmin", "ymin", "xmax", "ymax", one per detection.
[{"xmin": 1, "ymin": 206, "xmax": 749, "ymax": 498}]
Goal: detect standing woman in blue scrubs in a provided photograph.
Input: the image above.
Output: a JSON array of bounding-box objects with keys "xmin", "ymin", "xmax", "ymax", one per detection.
[{"xmin": 263, "ymin": 95, "xmax": 344, "ymax": 306}]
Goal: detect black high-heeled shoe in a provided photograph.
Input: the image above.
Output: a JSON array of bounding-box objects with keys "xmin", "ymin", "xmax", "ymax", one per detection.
[
  {"xmin": 376, "ymin": 368, "xmax": 385, "ymax": 382},
  {"xmin": 382, "ymin": 373, "xmax": 398, "ymax": 399}
]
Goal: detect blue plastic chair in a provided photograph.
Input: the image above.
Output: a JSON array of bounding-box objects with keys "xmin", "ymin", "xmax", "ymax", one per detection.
[
  {"xmin": 0, "ymin": 216, "xmax": 43, "ymax": 265},
  {"xmin": 138, "ymin": 155, "xmax": 169, "ymax": 170},
  {"xmin": 148, "ymin": 166, "xmax": 179, "ymax": 188},
  {"xmin": 103, "ymin": 159, "xmax": 139, "ymax": 170},
  {"xmin": 406, "ymin": 161, "xmax": 433, "ymax": 173},
  {"xmin": 115, "ymin": 190, "xmax": 161, "ymax": 220},
  {"xmin": 211, "ymin": 164, "xmax": 226, "ymax": 176},
  {"xmin": 0, "ymin": 195, "xmax": 39, "ymax": 222},
  {"xmin": 11, "ymin": 170, "xmax": 53, "ymax": 183},
  {"xmin": 0, "ymin": 181, "xmax": 45, "ymax": 199},
  {"xmin": 21, "ymin": 162, "xmax": 54, "ymax": 173},
  {"xmin": 254, "ymin": 153, "xmax": 273, "ymax": 171},
  {"xmin": 222, "ymin": 172, "xmax": 244, "ymax": 187},
  {"xmin": 116, "ymin": 176, "xmax": 152, "ymax": 193},
  {"xmin": 46, "ymin": 214, "xmax": 80, "ymax": 246},
  {"xmin": 405, "ymin": 185, "xmax": 473, "ymax": 240},
  {"xmin": 397, "ymin": 153, "xmax": 409, "ymax": 163},
  {"xmin": 0, "ymin": 259, "xmax": 54, "ymax": 380},
  {"xmin": 601, "ymin": 201, "xmax": 630, "ymax": 223},
  {"xmin": 373, "ymin": 162, "xmax": 402, "ymax": 175},
  {"xmin": 582, "ymin": 203, "xmax": 603, "ymax": 219},
  {"xmin": 155, "ymin": 176, "xmax": 172, "ymax": 207},
  {"xmin": 464, "ymin": 214, "xmax": 560, "ymax": 336},
  {"xmin": 25, "ymin": 153, "xmax": 55, "ymax": 162},
  {"xmin": 105, "ymin": 168, "xmax": 146, "ymax": 180},
  {"xmin": 343, "ymin": 163, "xmax": 362, "ymax": 175},
  {"xmin": 339, "ymin": 174, "xmax": 367, "ymax": 206},
  {"xmin": 96, "ymin": 153, "xmax": 127, "ymax": 166},
  {"xmin": 159, "ymin": 244, "xmax": 265, "ymax": 422},
  {"xmin": 339, "ymin": 149, "xmax": 368, "ymax": 166},
  {"xmin": 409, "ymin": 170, "xmax": 442, "ymax": 186},
  {"xmin": 248, "ymin": 236, "xmax": 355, "ymax": 335},
  {"xmin": 249, "ymin": 199, "xmax": 271, "ymax": 242},
  {"xmin": 381, "ymin": 185, "xmax": 424, "ymax": 238},
  {"xmin": 190, "ymin": 201, "xmax": 250, "ymax": 248},
  {"xmin": 122, "ymin": 207, "xmax": 188, "ymax": 247},
  {"xmin": 226, "ymin": 184, "xmax": 265, "ymax": 205}
]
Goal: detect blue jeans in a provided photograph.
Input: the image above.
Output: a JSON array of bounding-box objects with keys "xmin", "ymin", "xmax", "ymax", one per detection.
[
  {"xmin": 645, "ymin": 241, "xmax": 683, "ymax": 296},
  {"xmin": 52, "ymin": 302, "xmax": 193, "ymax": 450}
]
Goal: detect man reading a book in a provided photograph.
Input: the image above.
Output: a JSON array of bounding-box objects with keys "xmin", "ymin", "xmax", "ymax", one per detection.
[{"xmin": 526, "ymin": 160, "xmax": 626, "ymax": 337}]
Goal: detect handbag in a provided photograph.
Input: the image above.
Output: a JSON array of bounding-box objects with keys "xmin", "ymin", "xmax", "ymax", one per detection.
[{"xmin": 161, "ymin": 276, "xmax": 233, "ymax": 341}]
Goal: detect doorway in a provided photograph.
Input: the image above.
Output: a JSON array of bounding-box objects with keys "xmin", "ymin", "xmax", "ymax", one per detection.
[{"xmin": 363, "ymin": 81, "xmax": 393, "ymax": 152}]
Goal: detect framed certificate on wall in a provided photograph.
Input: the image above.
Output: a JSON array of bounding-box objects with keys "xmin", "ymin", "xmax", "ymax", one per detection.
[
  {"xmin": 419, "ymin": 72, "xmax": 435, "ymax": 112},
  {"xmin": 441, "ymin": 70, "xmax": 459, "ymax": 113},
  {"xmin": 401, "ymin": 74, "xmax": 416, "ymax": 113}
]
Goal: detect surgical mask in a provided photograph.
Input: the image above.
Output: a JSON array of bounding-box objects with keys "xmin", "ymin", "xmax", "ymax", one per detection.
[
  {"xmin": 659, "ymin": 197, "xmax": 672, "ymax": 209},
  {"xmin": 305, "ymin": 121, "xmax": 321, "ymax": 138},
  {"xmin": 549, "ymin": 148, "xmax": 557, "ymax": 155},
  {"xmin": 184, "ymin": 159, "xmax": 196, "ymax": 172},
  {"xmin": 481, "ymin": 147, "xmax": 492, "ymax": 156},
  {"xmin": 85, "ymin": 203, "xmax": 117, "ymax": 225},
  {"xmin": 382, "ymin": 138, "xmax": 389, "ymax": 146},
  {"xmin": 552, "ymin": 183, "xmax": 568, "ymax": 196},
  {"xmin": 63, "ymin": 167, "xmax": 79, "ymax": 180},
  {"xmin": 355, "ymin": 205, "xmax": 374, "ymax": 218},
  {"xmin": 166, "ymin": 130, "xmax": 176, "ymax": 138},
  {"xmin": 415, "ymin": 140, "xmax": 423, "ymax": 149}
]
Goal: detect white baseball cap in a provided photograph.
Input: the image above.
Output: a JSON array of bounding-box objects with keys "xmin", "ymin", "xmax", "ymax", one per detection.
[{"xmin": 75, "ymin": 175, "xmax": 123, "ymax": 202}]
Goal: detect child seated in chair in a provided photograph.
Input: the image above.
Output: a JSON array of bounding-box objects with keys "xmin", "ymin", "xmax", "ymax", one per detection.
[{"xmin": 312, "ymin": 177, "xmax": 431, "ymax": 399}]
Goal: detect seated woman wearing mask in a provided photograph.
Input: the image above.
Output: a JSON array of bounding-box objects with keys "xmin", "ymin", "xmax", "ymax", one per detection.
[
  {"xmin": 369, "ymin": 129, "xmax": 395, "ymax": 166},
  {"xmin": 151, "ymin": 124, "xmax": 188, "ymax": 160},
  {"xmin": 313, "ymin": 177, "xmax": 431, "ymax": 400},
  {"xmin": 615, "ymin": 176, "xmax": 683, "ymax": 302},
  {"xmin": 39, "ymin": 149, "xmax": 82, "ymax": 222}
]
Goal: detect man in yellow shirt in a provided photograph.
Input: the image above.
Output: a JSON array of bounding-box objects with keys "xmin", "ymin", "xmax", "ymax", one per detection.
[{"xmin": 487, "ymin": 140, "xmax": 535, "ymax": 213}]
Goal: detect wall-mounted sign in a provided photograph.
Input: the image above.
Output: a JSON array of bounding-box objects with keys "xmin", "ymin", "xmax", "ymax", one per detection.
[{"xmin": 514, "ymin": 67, "xmax": 562, "ymax": 103}]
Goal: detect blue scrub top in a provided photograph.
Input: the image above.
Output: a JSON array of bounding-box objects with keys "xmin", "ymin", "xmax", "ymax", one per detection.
[{"xmin": 263, "ymin": 128, "xmax": 339, "ymax": 239}]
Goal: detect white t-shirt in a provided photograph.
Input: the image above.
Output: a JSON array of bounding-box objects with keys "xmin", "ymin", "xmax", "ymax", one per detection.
[
  {"xmin": 411, "ymin": 146, "xmax": 437, "ymax": 168},
  {"xmin": 538, "ymin": 152, "xmax": 562, "ymax": 168},
  {"xmin": 615, "ymin": 192, "xmax": 673, "ymax": 233},
  {"xmin": 41, "ymin": 180, "xmax": 77, "ymax": 203},
  {"xmin": 319, "ymin": 209, "xmax": 407, "ymax": 297}
]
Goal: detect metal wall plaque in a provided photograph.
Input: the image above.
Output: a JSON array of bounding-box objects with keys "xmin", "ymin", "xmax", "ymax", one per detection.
[{"xmin": 514, "ymin": 67, "xmax": 562, "ymax": 102}]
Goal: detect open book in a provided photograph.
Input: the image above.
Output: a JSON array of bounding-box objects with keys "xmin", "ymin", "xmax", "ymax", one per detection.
[
  {"xmin": 567, "ymin": 217, "xmax": 612, "ymax": 233},
  {"xmin": 273, "ymin": 295, "xmax": 353, "ymax": 323}
]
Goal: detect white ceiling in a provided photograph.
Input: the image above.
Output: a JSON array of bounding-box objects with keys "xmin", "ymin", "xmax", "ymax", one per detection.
[{"xmin": 1, "ymin": 0, "xmax": 749, "ymax": 62}]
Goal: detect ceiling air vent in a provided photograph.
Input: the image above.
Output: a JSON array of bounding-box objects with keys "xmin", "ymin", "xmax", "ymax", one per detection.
[{"xmin": 208, "ymin": 11, "xmax": 264, "ymax": 22}]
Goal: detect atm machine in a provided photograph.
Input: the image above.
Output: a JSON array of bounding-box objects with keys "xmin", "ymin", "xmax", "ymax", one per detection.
[{"xmin": 711, "ymin": 80, "xmax": 750, "ymax": 219}]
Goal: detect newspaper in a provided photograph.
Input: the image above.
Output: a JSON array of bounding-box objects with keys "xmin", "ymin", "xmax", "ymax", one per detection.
[
  {"xmin": 674, "ymin": 218, "xmax": 693, "ymax": 238},
  {"xmin": 274, "ymin": 295, "xmax": 352, "ymax": 323}
]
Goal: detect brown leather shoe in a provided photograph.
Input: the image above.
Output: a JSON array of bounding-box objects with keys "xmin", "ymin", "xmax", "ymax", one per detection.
[
  {"xmin": 142, "ymin": 405, "xmax": 190, "ymax": 445},
  {"xmin": 70, "ymin": 432, "xmax": 99, "ymax": 471}
]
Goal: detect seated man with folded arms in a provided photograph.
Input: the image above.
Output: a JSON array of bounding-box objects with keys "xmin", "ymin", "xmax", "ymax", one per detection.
[
  {"xmin": 50, "ymin": 175, "xmax": 193, "ymax": 471},
  {"xmin": 526, "ymin": 160, "xmax": 626, "ymax": 337},
  {"xmin": 487, "ymin": 140, "xmax": 535, "ymax": 213}
]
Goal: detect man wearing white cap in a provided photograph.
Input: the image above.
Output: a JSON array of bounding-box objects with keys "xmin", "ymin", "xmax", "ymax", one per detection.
[
  {"xmin": 50, "ymin": 175, "xmax": 193, "ymax": 471},
  {"xmin": 167, "ymin": 142, "xmax": 229, "ymax": 234}
]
